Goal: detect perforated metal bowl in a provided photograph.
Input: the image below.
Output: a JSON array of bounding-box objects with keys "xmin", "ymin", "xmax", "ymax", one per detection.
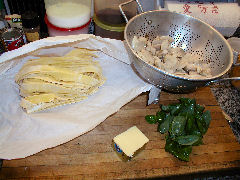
[{"xmin": 120, "ymin": 1, "xmax": 238, "ymax": 93}]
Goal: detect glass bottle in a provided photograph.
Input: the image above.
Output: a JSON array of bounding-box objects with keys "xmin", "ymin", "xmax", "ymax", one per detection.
[
  {"xmin": 93, "ymin": 0, "xmax": 137, "ymax": 40},
  {"xmin": 21, "ymin": 11, "xmax": 40, "ymax": 42}
]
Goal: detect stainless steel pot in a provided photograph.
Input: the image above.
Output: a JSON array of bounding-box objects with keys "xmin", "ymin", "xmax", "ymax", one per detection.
[{"xmin": 120, "ymin": 0, "xmax": 240, "ymax": 93}]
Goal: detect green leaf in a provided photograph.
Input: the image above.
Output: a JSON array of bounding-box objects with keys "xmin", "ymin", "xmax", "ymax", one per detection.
[
  {"xmin": 176, "ymin": 135, "xmax": 200, "ymax": 145},
  {"xmin": 158, "ymin": 114, "xmax": 173, "ymax": 134},
  {"xmin": 192, "ymin": 137, "xmax": 203, "ymax": 146},
  {"xmin": 156, "ymin": 111, "xmax": 166, "ymax": 124},
  {"xmin": 186, "ymin": 103, "xmax": 195, "ymax": 115},
  {"xmin": 186, "ymin": 116, "xmax": 194, "ymax": 133},
  {"xmin": 203, "ymin": 110, "xmax": 211, "ymax": 128},
  {"xmin": 196, "ymin": 114, "xmax": 207, "ymax": 135},
  {"xmin": 191, "ymin": 129, "xmax": 202, "ymax": 137},
  {"xmin": 146, "ymin": 97, "xmax": 211, "ymax": 162},
  {"xmin": 180, "ymin": 99, "xmax": 195, "ymax": 116},
  {"xmin": 145, "ymin": 115, "xmax": 157, "ymax": 124},
  {"xmin": 169, "ymin": 116, "xmax": 187, "ymax": 137},
  {"xmin": 165, "ymin": 137, "xmax": 192, "ymax": 161},
  {"xmin": 186, "ymin": 116, "xmax": 201, "ymax": 136},
  {"xmin": 196, "ymin": 104, "xmax": 205, "ymax": 113},
  {"xmin": 170, "ymin": 104, "xmax": 182, "ymax": 115},
  {"xmin": 179, "ymin": 98, "xmax": 196, "ymax": 106},
  {"xmin": 161, "ymin": 104, "xmax": 172, "ymax": 112}
]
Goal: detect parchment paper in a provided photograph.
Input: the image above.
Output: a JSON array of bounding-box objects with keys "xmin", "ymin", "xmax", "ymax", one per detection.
[{"xmin": 0, "ymin": 34, "xmax": 152, "ymax": 159}]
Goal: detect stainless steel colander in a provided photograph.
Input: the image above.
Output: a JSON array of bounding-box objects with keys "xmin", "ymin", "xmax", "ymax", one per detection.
[{"xmin": 120, "ymin": 0, "xmax": 240, "ymax": 93}]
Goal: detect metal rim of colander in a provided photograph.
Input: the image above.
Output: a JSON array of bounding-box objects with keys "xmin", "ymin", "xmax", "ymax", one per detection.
[{"xmin": 124, "ymin": 10, "xmax": 234, "ymax": 82}]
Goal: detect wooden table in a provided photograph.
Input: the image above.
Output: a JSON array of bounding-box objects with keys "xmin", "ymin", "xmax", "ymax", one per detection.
[{"xmin": 0, "ymin": 87, "xmax": 240, "ymax": 179}]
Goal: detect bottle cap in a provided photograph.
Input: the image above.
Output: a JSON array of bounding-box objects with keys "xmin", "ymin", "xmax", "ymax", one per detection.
[{"xmin": 21, "ymin": 11, "xmax": 39, "ymax": 28}]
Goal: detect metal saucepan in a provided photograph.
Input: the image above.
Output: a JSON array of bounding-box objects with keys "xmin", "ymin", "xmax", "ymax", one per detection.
[{"xmin": 119, "ymin": 0, "xmax": 240, "ymax": 93}]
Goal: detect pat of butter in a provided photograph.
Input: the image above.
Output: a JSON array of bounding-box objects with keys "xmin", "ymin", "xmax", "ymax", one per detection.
[{"xmin": 113, "ymin": 126, "xmax": 149, "ymax": 160}]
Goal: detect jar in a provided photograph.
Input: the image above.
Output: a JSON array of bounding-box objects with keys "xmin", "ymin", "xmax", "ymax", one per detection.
[
  {"xmin": 21, "ymin": 11, "xmax": 40, "ymax": 42},
  {"xmin": 93, "ymin": 15, "xmax": 125, "ymax": 40},
  {"xmin": 44, "ymin": 0, "xmax": 91, "ymax": 34},
  {"xmin": 94, "ymin": 0, "xmax": 137, "ymax": 25},
  {"xmin": 44, "ymin": 15, "xmax": 90, "ymax": 37},
  {"xmin": 94, "ymin": 0, "xmax": 137, "ymax": 40}
]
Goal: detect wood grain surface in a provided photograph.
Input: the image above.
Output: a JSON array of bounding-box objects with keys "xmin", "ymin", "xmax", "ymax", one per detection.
[{"xmin": 0, "ymin": 87, "xmax": 240, "ymax": 179}]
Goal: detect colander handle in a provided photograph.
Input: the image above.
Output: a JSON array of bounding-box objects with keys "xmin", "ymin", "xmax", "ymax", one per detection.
[
  {"xmin": 209, "ymin": 77, "xmax": 240, "ymax": 84},
  {"xmin": 119, "ymin": 0, "xmax": 144, "ymax": 23},
  {"xmin": 207, "ymin": 61, "xmax": 240, "ymax": 84},
  {"xmin": 206, "ymin": 76, "xmax": 240, "ymax": 87}
]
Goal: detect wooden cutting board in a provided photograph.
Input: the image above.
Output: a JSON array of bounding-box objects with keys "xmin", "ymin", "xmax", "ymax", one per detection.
[{"xmin": 0, "ymin": 87, "xmax": 240, "ymax": 179}]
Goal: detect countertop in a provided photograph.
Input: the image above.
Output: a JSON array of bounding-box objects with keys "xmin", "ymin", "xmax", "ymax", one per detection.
[
  {"xmin": 0, "ymin": 87, "xmax": 239, "ymax": 179},
  {"xmin": 211, "ymin": 53, "xmax": 240, "ymax": 143},
  {"xmin": 211, "ymin": 82, "xmax": 240, "ymax": 143}
]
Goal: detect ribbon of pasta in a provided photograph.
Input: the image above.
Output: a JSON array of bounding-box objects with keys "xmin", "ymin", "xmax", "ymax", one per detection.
[{"xmin": 15, "ymin": 48, "xmax": 105, "ymax": 113}]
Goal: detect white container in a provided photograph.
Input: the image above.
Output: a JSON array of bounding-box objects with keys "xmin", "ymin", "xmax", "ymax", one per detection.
[
  {"xmin": 45, "ymin": 15, "xmax": 90, "ymax": 37},
  {"xmin": 44, "ymin": 0, "xmax": 91, "ymax": 36}
]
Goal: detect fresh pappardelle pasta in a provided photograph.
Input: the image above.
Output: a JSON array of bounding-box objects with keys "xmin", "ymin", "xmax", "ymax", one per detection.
[{"xmin": 15, "ymin": 48, "xmax": 105, "ymax": 113}]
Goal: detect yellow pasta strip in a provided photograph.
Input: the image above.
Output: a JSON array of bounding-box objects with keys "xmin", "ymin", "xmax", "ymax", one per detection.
[{"xmin": 16, "ymin": 48, "xmax": 105, "ymax": 113}]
